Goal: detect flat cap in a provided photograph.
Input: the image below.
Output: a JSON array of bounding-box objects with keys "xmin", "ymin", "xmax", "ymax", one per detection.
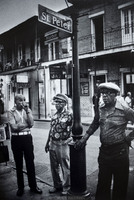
[
  {"xmin": 127, "ymin": 92, "xmax": 131, "ymax": 96},
  {"xmin": 99, "ymin": 82, "xmax": 120, "ymax": 92},
  {"xmin": 53, "ymin": 93, "xmax": 68, "ymax": 103}
]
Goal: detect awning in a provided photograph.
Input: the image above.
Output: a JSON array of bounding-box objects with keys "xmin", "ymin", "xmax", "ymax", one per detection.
[{"xmin": 0, "ymin": 65, "xmax": 37, "ymax": 75}]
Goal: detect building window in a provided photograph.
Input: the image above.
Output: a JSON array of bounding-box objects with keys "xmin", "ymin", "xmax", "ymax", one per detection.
[
  {"xmin": 48, "ymin": 42, "xmax": 59, "ymax": 61},
  {"xmin": 18, "ymin": 44, "xmax": 26, "ymax": 67},
  {"xmin": 35, "ymin": 38, "xmax": 41, "ymax": 62},
  {"xmin": 91, "ymin": 16, "xmax": 104, "ymax": 51},
  {"xmin": 121, "ymin": 7, "xmax": 134, "ymax": 44},
  {"xmin": 18, "ymin": 45, "xmax": 23, "ymax": 61},
  {"xmin": 61, "ymin": 37, "xmax": 72, "ymax": 56},
  {"xmin": 30, "ymin": 41, "xmax": 35, "ymax": 64},
  {"xmin": 7, "ymin": 48, "xmax": 12, "ymax": 63},
  {"xmin": 8, "ymin": 84, "xmax": 11, "ymax": 101},
  {"xmin": 49, "ymin": 43, "xmax": 54, "ymax": 61}
]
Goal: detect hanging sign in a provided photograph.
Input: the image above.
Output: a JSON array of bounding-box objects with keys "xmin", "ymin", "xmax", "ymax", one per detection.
[{"xmin": 38, "ymin": 4, "xmax": 72, "ymax": 33}]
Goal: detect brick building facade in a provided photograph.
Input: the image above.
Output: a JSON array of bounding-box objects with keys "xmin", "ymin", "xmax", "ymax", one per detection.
[{"xmin": 0, "ymin": 0, "xmax": 134, "ymax": 119}]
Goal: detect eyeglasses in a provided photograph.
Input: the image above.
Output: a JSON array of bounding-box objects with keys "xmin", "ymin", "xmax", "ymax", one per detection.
[
  {"xmin": 101, "ymin": 90, "xmax": 116, "ymax": 95},
  {"xmin": 52, "ymin": 101, "xmax": 65, "ymax": 105},
  {"xmin": 55, "ymin": 102, "xmax": 64, "ymax": 105}
]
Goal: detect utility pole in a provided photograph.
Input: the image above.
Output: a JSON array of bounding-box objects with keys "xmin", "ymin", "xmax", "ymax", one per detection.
[{"xmin": 68, "ymin": 1, "xmax": 90, "ymax": 198}]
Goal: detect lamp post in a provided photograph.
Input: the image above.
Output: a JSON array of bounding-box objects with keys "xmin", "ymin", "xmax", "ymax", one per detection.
[
  {"xmin": 44, "ymin": 66, "xmax": 47, "ymax": 119},
  {"xmin": 68, "ymin": 1, "xmax": 90, "ymax": 198}
]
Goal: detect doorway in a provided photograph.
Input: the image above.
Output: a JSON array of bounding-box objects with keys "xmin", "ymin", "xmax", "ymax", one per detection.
[{"xmin": 124, "ymin": 73, "xmax": 134, "ymax": 106}]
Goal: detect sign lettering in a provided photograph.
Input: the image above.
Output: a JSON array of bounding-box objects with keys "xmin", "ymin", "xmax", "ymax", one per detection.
[{"xmin": 38, "ymin": 4, "xmax": 72, "ymax": 33}]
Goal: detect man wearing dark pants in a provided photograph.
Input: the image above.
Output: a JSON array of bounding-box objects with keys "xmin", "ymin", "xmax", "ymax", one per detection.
[
  {"xmin": 8, "ymin": 94, "xmax": 42, "ymax": 196},
  {"xmin": 75, "ymin": 82, "xmax": 134, "ymax": 200}
]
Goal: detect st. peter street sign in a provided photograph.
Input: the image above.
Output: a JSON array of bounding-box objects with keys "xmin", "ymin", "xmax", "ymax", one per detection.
[{"xmin": 38, "ymin": 4, "xmax": 72, "ymax": 33}]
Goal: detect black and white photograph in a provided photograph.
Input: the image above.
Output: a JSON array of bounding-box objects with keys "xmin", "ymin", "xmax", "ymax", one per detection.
[{"xmin": 0, "ymin": 0, "xmax": 134, "ymax": 200}]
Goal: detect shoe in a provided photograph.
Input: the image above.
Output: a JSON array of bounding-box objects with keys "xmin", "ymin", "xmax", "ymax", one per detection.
[
  {"xmin": 16, "ymin": 189, "xmax": 24, "ymax": 196},
  {"xmin": 30, "ymin": 186, "xmax": 42, "ymax": 194},
  {"xmin": 61, "ymin": 190, "xmax": 68, "ymax": 195},
  {"xmin": 49, "ymin": 187, "xmax": 63, "ymax": 193}
]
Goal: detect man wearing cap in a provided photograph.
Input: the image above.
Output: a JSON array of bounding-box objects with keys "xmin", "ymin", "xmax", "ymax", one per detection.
[
  {"xmin": 8, "ymin": 94, "xmax": 42, "ymax": 196},
  {"xmin": 45, "ymin": 93, "xmax": 73, "ymax": 195},
  {"xmin": 75, "ymin": 82, "xmax": 134, "ymax": 200}
]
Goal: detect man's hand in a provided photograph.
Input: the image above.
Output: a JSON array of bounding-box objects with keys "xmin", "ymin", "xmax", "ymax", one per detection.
[
  {"xmin": 18, "ymin": 122, "xmax": 27, "ymax": 131},
  {"xmin": 64, "ymin": 137, "xmax": 73, "ymax": 145},
  {"xmin": 23, "ymin": 102, "xmax": 29, "ymax": 113},
  {"xmin": 125, "ymin": 130, "xmax": 134, "ymax": 147},
  {"xmin": 74, "ymin": 137, "xmax": 87, "ymax": 150},
  {"xmin": 45, "ymin": 142, "xmax": 49, "ymax": 153}
]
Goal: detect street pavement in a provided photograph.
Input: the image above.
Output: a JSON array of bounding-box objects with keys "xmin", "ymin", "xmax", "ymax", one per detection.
[{"xmin": 0, "ymin": 119, "xmax": 134, "ymax": 200}]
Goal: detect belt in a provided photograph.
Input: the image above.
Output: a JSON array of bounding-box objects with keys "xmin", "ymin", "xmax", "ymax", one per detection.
[
  {"xmin": 52, "ymin": 138, "xmax": 67, "ymax": 141},
  {"xmin": 51, "ymin": 140, "xmax": 68, "ymax": 145},
  {"xmin": 12, "ymin": 131, "xmax": 31, "ymax": 136}
]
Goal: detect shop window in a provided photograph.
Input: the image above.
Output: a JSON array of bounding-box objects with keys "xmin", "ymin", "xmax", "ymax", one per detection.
[
  {"xmin": 93, "ymin": 74, "xmax": 105, "ymax": 91},
  {"xmin": 80, "ymin": 82, "xmax": 89, "ymax": 96},
  {"xmin": 124, "ymin": 73, "xmax": 134, "ymax": 98}
]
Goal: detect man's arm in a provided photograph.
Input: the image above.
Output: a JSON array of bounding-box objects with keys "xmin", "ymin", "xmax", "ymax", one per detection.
[
  {"xmin": 125, "ymin": 130, "xmax": 134, "ymax": 145},
  {"xmin": 8, "ymin": 109, "xmax": 34, "ymax": 132},
  {"xmin": 23, "ymin": 104, "xmax": 34, "ymax": 128},
  {"xmin": 74, "ymin": 111, "xmax": 100, "ymax": 150},
  {"xmin": 25, "ymin": 109, "xmax": 34, "ymax": 128},
  {"xmin": 45, "ymin": 130, "xmax": 51, "ymax": 153}
]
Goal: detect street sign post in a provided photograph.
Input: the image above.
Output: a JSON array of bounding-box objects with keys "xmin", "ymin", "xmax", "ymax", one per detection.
[{"xmin": 38, "ymin": 4, "xmax": 72, "ymax": 33}]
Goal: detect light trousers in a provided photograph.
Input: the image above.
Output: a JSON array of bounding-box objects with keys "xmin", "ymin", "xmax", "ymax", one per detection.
[{"xmin": 49, "ymin": 140, "xmax": 70, "ymax": 190}]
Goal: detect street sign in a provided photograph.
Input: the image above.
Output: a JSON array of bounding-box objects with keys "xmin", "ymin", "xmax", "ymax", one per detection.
[{"xmin": 38, "ymin": 4, "xmax": 72, "ymax": 33}]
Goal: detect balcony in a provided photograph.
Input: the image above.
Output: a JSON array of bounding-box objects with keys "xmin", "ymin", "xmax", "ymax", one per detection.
[
  {"xmin": 1, "ymin": 58, "xmax": 36, "ymax": 72},
  {"xmin": 79, "ymin": 25, "xmax": 134, "ymax": 55}
]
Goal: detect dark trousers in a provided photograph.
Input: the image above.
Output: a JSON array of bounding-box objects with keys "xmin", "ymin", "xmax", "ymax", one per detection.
[
  {"xmin": 95, "ymin": 143, "xmax": 129, "ymax": 200},
  {"xmin": 11, "ymin": 135, "xmax": 37, "ymax": 190}
]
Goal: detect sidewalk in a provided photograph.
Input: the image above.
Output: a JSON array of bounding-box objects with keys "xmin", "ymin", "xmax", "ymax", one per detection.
[
  {"xmin": 0, "ymin": 119, "xmax": 134, "ymax": 200},
  {"xmin": 0, "ymin": 147, "xmax": 134, "ymax": 200}
]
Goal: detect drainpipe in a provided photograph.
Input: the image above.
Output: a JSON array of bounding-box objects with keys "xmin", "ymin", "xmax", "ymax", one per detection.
[
  {"xmin": 130, "ymin": 49, "xmax": 134, "ymax": 108},
  {"xmin": 44, "ymin": 66, "xmax": 47, "ymax": 119},
  {"xmin": 36, "ymin": 65, "xmax": 40, "ymax": 119}
]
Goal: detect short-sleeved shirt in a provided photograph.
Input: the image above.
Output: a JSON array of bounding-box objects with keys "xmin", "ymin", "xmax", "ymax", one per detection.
[
  {"xmin": 8, "ymin": 106, "xmax": 32, "ymax": 132},
  {"xmin": 50, "ymin": 108, "xmax": 73, "ymax": 141},
  {"xmin": 87, "ymin": 98, "xmax": 134, "ymax": 145}
]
